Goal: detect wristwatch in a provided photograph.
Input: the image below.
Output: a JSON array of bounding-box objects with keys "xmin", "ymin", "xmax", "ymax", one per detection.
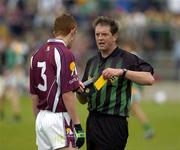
[{"xmin": 122, "ymin": 69, "xmax": 127, "ymax": 78}]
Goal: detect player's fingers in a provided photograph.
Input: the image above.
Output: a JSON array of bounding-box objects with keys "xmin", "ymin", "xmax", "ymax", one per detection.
[
  {"xmin": 78, "ymin": 81, "xmax": 85, "ymax": 92},
  {"xmin": 79, "ymin": 81, "xmax": 85, "ymax": 89}
]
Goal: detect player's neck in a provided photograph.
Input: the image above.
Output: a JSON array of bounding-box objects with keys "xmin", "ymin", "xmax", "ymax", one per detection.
[
  {"xmin": 55, "ymin": 35, "xmax": 68, "ymax": 47},
  {"xmin": 55, "ymin": 35, "xmax": 65, "ymax": 42}
]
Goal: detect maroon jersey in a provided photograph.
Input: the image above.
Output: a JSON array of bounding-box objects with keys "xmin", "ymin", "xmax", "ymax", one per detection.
[{"xmin": 30, "ymin": 39, "xmax": 79, "ymax": 112}]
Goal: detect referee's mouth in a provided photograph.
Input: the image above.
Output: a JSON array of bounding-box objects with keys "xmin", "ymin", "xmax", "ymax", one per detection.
[{"xmin": 98, "ymin": 42, "xmax": 105, "ymax": 47}]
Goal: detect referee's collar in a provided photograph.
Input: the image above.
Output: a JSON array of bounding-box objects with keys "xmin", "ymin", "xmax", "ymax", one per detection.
[
  {"xmin": 47, "ymin": 38, "xmax": 67, "ymax": 47},
  {"xmin": 98, "ymin": 47, "xmax": 120, "ymax": 60}
]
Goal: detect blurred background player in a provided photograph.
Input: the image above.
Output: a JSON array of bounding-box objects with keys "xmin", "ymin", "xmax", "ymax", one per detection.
[
  {"xmin": 0, "ymin": 27, "xmax": 28, "ymax": 122},
  {"xmin": 122, "ymin": 39, "xmax": 154, "ymax": 139},
  {"xmin": 0, "ymin": 42, "xmax": 6, "ymax": 121}
]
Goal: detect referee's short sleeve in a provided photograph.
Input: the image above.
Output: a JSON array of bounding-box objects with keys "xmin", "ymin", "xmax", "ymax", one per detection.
[{"xmin": 129, "ymin": 54, "xmax": 154, "ymax": 75}]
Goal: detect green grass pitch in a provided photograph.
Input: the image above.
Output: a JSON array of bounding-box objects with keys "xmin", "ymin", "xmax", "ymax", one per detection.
[{"xmin": 0, "ymin": 96, "xmax": 180, "ymax": 150}]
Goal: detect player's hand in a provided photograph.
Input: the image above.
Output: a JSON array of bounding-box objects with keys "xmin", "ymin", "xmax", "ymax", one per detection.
[
  {"xmin": 74, "ymin": 124, "xmax": 85, "ymax": 148},
  {"xmin": 77, "ymin": 81, "xmax": 85, "ymax": 93},
  {"xmin": 76, "ymin": 81, "xmax": 88, "ymax": 104}
]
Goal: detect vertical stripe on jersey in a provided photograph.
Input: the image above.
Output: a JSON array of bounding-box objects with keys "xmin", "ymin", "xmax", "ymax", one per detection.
[
  {"xmin": 107, "ymin": 59, "xmax": 122, "ymax": 114},
  {"xmin": 89, "ymin": 58, "xmax": 100, "ymax": 110},
  {"xmin": 52, "ymin": 48, "xmax": 61, "ymax": 112},
  {"xmin": 124, "ymin": 80, "xmax": 131, "ymax": 115},
  {"xmin": 97, "ymin": 58, "xmax": 113, "ymax": 111},
  {"xmin": 101, "ymin": 57, "xmax": 120, "ymax": 113},
  {"xmin": 86, "ymin": 59, "xmax": 98, "ymax": 110},
  {"xmin": 119, "ymin": 80, "xmax": 128, "ymax": 115},
  {"xmin": 95, "ymin": 61, "xmax": 107, "ymax": 109},
  {"xmin": 114, "ymin": 77, "xmax": 124, "ymax": 115}
]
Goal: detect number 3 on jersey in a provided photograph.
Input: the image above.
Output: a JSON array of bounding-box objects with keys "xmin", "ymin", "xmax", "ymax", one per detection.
[{"xmin": 37, "ymin": 62, "xmax": 47, "ymax": 91}]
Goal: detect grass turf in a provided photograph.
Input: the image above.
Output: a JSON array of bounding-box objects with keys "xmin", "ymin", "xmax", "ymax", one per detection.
[{"xmin": 0, "ymin": 96, "xmax": 180, "ymax": 150}]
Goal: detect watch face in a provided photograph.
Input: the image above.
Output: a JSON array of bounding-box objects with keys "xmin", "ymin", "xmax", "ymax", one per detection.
[{"xmin": 123, "ymin": 69, "xmax": 127, "ymax": 77}]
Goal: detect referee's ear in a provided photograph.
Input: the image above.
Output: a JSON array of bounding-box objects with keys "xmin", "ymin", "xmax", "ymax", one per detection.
[{"xmin": 113, "ymin": 32, "xmax": 119, "ymax": 44}]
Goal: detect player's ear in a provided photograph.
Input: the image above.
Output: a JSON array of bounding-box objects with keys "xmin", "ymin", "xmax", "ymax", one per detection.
[
  {"xmin": 70, "ymin": 27, "xmax": 77, "ymax": 36},
  {"xmin": 53, "ymin": 30, "xmax": 59, "ymax": 37}
]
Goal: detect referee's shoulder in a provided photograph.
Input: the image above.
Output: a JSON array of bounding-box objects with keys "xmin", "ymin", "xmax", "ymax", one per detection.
[{"xmin": 119, "ymin": 47, "xmax": 138, "ymax": 59}]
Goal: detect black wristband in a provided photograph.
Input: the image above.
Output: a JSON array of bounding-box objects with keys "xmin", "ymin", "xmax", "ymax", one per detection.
[
  {"xmin": 74, "ymin": 123, "xmax": 85, "ymax": 148},
  {"xmin": 74, "ymin": 124, "xmax": 82, "ymax": 130},
  {"xmin": 122, "ymin": 69, "xmax": 127, "ymax": 78}
]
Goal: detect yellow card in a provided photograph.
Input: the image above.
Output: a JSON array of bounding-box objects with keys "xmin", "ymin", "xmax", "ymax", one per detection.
[{"xmin": 94, "ymin": 75, "xmax": 107, "ymax": 90}]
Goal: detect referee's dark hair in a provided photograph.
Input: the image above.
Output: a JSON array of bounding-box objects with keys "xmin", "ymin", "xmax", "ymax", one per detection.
[{"xmin": 93, "ymin": 16, "xmax": 120, "ymax": 43}]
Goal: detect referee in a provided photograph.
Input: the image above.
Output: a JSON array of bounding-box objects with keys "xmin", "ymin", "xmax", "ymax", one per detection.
[{"xmin": 77, "ymin": 16, "xmax": 154, "ymax": 150}]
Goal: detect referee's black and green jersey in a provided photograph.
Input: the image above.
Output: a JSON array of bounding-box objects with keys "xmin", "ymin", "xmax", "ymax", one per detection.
[{"xmin": 82, "ymin": 47, "xmax": 154, "ymax": 117}]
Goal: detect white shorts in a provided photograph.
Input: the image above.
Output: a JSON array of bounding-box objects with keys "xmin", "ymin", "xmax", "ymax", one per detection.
[{"xmin": 36, "ymin": 110, "xmax": 76, "ymax": 150}]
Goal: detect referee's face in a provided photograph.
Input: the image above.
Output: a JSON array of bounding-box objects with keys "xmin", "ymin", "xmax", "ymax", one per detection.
[{"xmin": 95, "ymin": 24, "xmax": 117, "ymax": 52}]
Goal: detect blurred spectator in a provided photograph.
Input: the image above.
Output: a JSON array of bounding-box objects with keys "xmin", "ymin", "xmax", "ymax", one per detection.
[
  {"xmin": 172, "ymin": 32, "xmax": 180, "ymax": 80},
  {"xmin": 34, "ymin": 0, "xmax": 64, "ymax": 27},
  {"xmin": 115, "ymin": 0, "xmax": 136, "ymax": 12},
  {"xmin": 7, "ymin": 0, "xmax": 26, "ymax": 36},
  {"xmin": 167, "ymin": 0, "xmax": 180, "ymax": 14}
]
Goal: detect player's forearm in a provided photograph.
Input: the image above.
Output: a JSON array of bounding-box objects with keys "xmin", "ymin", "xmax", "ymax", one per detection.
[
  {"xmin": 31, "ymin": 95, "xmax": 40, "ymax": 118},
  {"xmin": 124, "ymin": 70, "xmax": 154, "ymax": 85},
  {"xmin": 63, "ymin": 91, "xmax": 80, "ymax": 125}
]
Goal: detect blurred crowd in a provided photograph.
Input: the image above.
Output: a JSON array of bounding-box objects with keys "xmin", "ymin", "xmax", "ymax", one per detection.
[{"xmin": 0, "ymin": 0, "xmax": 180, "ymax": 103}]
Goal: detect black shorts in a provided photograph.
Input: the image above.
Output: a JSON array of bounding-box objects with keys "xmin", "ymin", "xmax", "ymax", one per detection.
[{"xmin": 86, "ymin": 112, "xmax": 128, "ymax": 150}]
